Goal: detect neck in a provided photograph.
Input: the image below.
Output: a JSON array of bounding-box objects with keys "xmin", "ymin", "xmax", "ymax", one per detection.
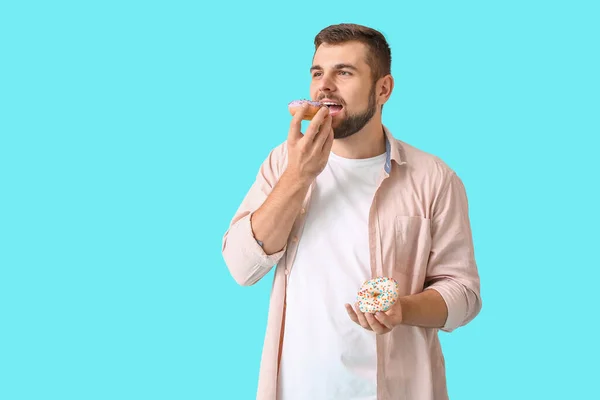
[{"xmin": 331, "ymin": 117, "xmax": 386, "ymax": 159}]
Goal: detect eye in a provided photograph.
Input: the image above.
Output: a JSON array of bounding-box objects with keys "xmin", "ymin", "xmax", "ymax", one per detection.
[
  {"xmin": 312, "ymin": 72, "xmax": 322, "ymax": 77},
  {"xmin": 339, "ymin": 70, "xmax": 351, "ymax": 76}
]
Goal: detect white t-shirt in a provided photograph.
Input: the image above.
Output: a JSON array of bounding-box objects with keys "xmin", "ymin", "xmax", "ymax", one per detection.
[{"xmin": 277, "ymin": 150, "xmax": 387, "ymax": 400}]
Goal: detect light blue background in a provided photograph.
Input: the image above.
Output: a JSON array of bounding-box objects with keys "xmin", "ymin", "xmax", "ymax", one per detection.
[{"xmin": 1, "ymin": 0, "xmax": 598, "ymax": 399}]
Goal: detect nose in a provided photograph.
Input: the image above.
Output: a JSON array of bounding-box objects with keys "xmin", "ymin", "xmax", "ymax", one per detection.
[{"xmin": 317, "ymin": 73, "xmax": 336, "ymax": 94}]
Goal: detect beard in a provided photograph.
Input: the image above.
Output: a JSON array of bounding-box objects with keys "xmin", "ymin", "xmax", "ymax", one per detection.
[{"xmin": 332, "ymin": 85, "xmax": 377, "ymax": 139}]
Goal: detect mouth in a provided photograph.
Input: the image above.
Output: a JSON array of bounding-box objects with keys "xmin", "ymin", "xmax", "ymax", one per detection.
[{"xmin": 321, "ymin": 101, "xmax": 344, "ymax": 116}]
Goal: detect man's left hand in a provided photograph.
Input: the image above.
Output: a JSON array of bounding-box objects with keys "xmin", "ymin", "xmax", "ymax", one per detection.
[{"xmin": 345, "ymin": 301, "xmax": 402, "ymax": 334}]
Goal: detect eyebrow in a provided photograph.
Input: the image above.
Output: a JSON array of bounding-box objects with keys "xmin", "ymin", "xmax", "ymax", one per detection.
[{"xmin": 310, "ymin": 63, "xmax": 359, "ymax": 73}]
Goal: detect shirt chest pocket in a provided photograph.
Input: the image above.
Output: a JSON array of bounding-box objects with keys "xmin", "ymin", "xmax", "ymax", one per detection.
[{"xmin": 394, "ymin": 216, "xmax": 432, "ymax": 278}]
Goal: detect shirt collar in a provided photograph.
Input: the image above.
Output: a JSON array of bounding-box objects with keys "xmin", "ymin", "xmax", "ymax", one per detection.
[{"xmin": 382, "ymin": 125, "xmax": 406, "ymax": 174}]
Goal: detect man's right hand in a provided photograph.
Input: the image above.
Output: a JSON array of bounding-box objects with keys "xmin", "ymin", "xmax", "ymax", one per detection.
[
  {"xmin": 286, "ymin": 104, "xmax": 334, "ymax": 183},
  {"xmin": 245, "ymin": 104, "xmax": 333, "ymax": 257}
]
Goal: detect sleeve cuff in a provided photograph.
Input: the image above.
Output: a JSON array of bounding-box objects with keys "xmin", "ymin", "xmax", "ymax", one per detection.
[
  {"xmin": 425, "ymin": 280, "xmax": 469, "ymax": 332},
  {"xmin": 239, "ymin": 212, "xmax": 287, "ymax": 267}
]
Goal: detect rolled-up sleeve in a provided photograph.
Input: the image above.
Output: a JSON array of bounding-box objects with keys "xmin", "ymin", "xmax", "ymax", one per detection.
[
  {"xmin": 222, "ymin": 145, "xmax": 287, "ymax": 286},
  {"xmin": 425, "ymin": 171, "xmax": 482, "ymax": 332}
]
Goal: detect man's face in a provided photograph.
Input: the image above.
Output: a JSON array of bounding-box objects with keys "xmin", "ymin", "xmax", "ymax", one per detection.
[{"xmin": 310, "ymin": 41, "xmax": 378, "ymax": 139}]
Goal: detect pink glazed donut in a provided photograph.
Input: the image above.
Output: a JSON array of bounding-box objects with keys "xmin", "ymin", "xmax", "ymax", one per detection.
[
  {"xmin": 356, "ymin": 277, "xmax": 399, "ymax": 313},
  {"xmin": 288, "ymin": 99, "xmax": 323, "ymax": 120}
]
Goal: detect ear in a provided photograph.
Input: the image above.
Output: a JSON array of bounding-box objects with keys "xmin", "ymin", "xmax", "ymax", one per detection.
[{"xmin": 376, "ymin": 74, "xmax": 394, "ymax": 106}]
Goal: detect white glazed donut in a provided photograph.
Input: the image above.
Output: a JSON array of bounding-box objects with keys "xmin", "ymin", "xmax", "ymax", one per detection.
[{"xmin": 356, "ymin": 277, "xmax": 399, "ymax": 313}]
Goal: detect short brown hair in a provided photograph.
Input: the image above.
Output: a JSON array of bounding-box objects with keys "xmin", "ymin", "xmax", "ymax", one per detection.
[{"xmin": 314, "ymin": 23, "xmax": 392, "ymax": 82}]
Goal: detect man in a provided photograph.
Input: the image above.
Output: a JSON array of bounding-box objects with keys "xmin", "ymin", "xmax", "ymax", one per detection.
[{"xmin": 222, "ymin": 23, "xmax": 482, "ymax": 400}]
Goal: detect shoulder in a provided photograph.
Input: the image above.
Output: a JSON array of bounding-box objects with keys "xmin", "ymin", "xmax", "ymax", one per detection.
[
  {"xmin": 391, "ymin": 138, "xmax": 469, "ymax": 215},
  {"xmin": 393, "ymin": 138, "xmax": 458, "ymax": 187}
]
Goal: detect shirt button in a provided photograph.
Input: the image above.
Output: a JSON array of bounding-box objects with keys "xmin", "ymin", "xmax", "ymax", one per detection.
[
  {"xmin": 285, "ymin": 269, "xmax": 289, "ymax": 275},
  {"xmin": 292, "ymin": 236, "xmax": 298, "ymax": 242},
  {"xmin": 300, "ymin": 208, "xmax": 306, "ymax": 214}
]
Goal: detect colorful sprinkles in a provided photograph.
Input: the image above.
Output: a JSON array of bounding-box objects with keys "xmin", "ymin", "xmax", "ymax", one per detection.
[
  {"xmin": 356, "ymin": 276, "xmax": 399, "ymax": 313},
  {"xmin": 288, "ymin": 99, "xmax": 322, "ymax": 107}
]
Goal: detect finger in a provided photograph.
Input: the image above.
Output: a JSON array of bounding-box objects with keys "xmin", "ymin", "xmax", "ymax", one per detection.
[
  {"xmin": 304, "ymin": 105, "xmax": 329, "ymax": 141},
  {"xmin": 373, "ymin": 312, "xmax": 394, "ymax": 330},
  {"xmin": 353, "ymin": 303, "xmax": 372, "ymax": 330},
  {"xmin": 345, "ymin": 303, "xmax": 360, "ymax": 325},
  {"xmin": 288, "ymin": 103, "xmax": 308, "ymax": 143},
  {"xmin": 321, "ymin": 120, "xmax": 334, "ymax": 152},
  {"xmin": 365, "ymin": 312, "xmax": 389, "ymax": 334},
  {"xmin": 325, "ymin": 125, "xmax": 335, "ymax": 150},
  {"xmin": 314, "ymin": 113, "xmax": 332, "ymax": 147}
]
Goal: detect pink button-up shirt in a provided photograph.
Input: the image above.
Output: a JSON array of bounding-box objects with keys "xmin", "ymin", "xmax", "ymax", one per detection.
[{"xmin": 222, "ymin": 126, "xmax": 482, "ymax": 400}]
